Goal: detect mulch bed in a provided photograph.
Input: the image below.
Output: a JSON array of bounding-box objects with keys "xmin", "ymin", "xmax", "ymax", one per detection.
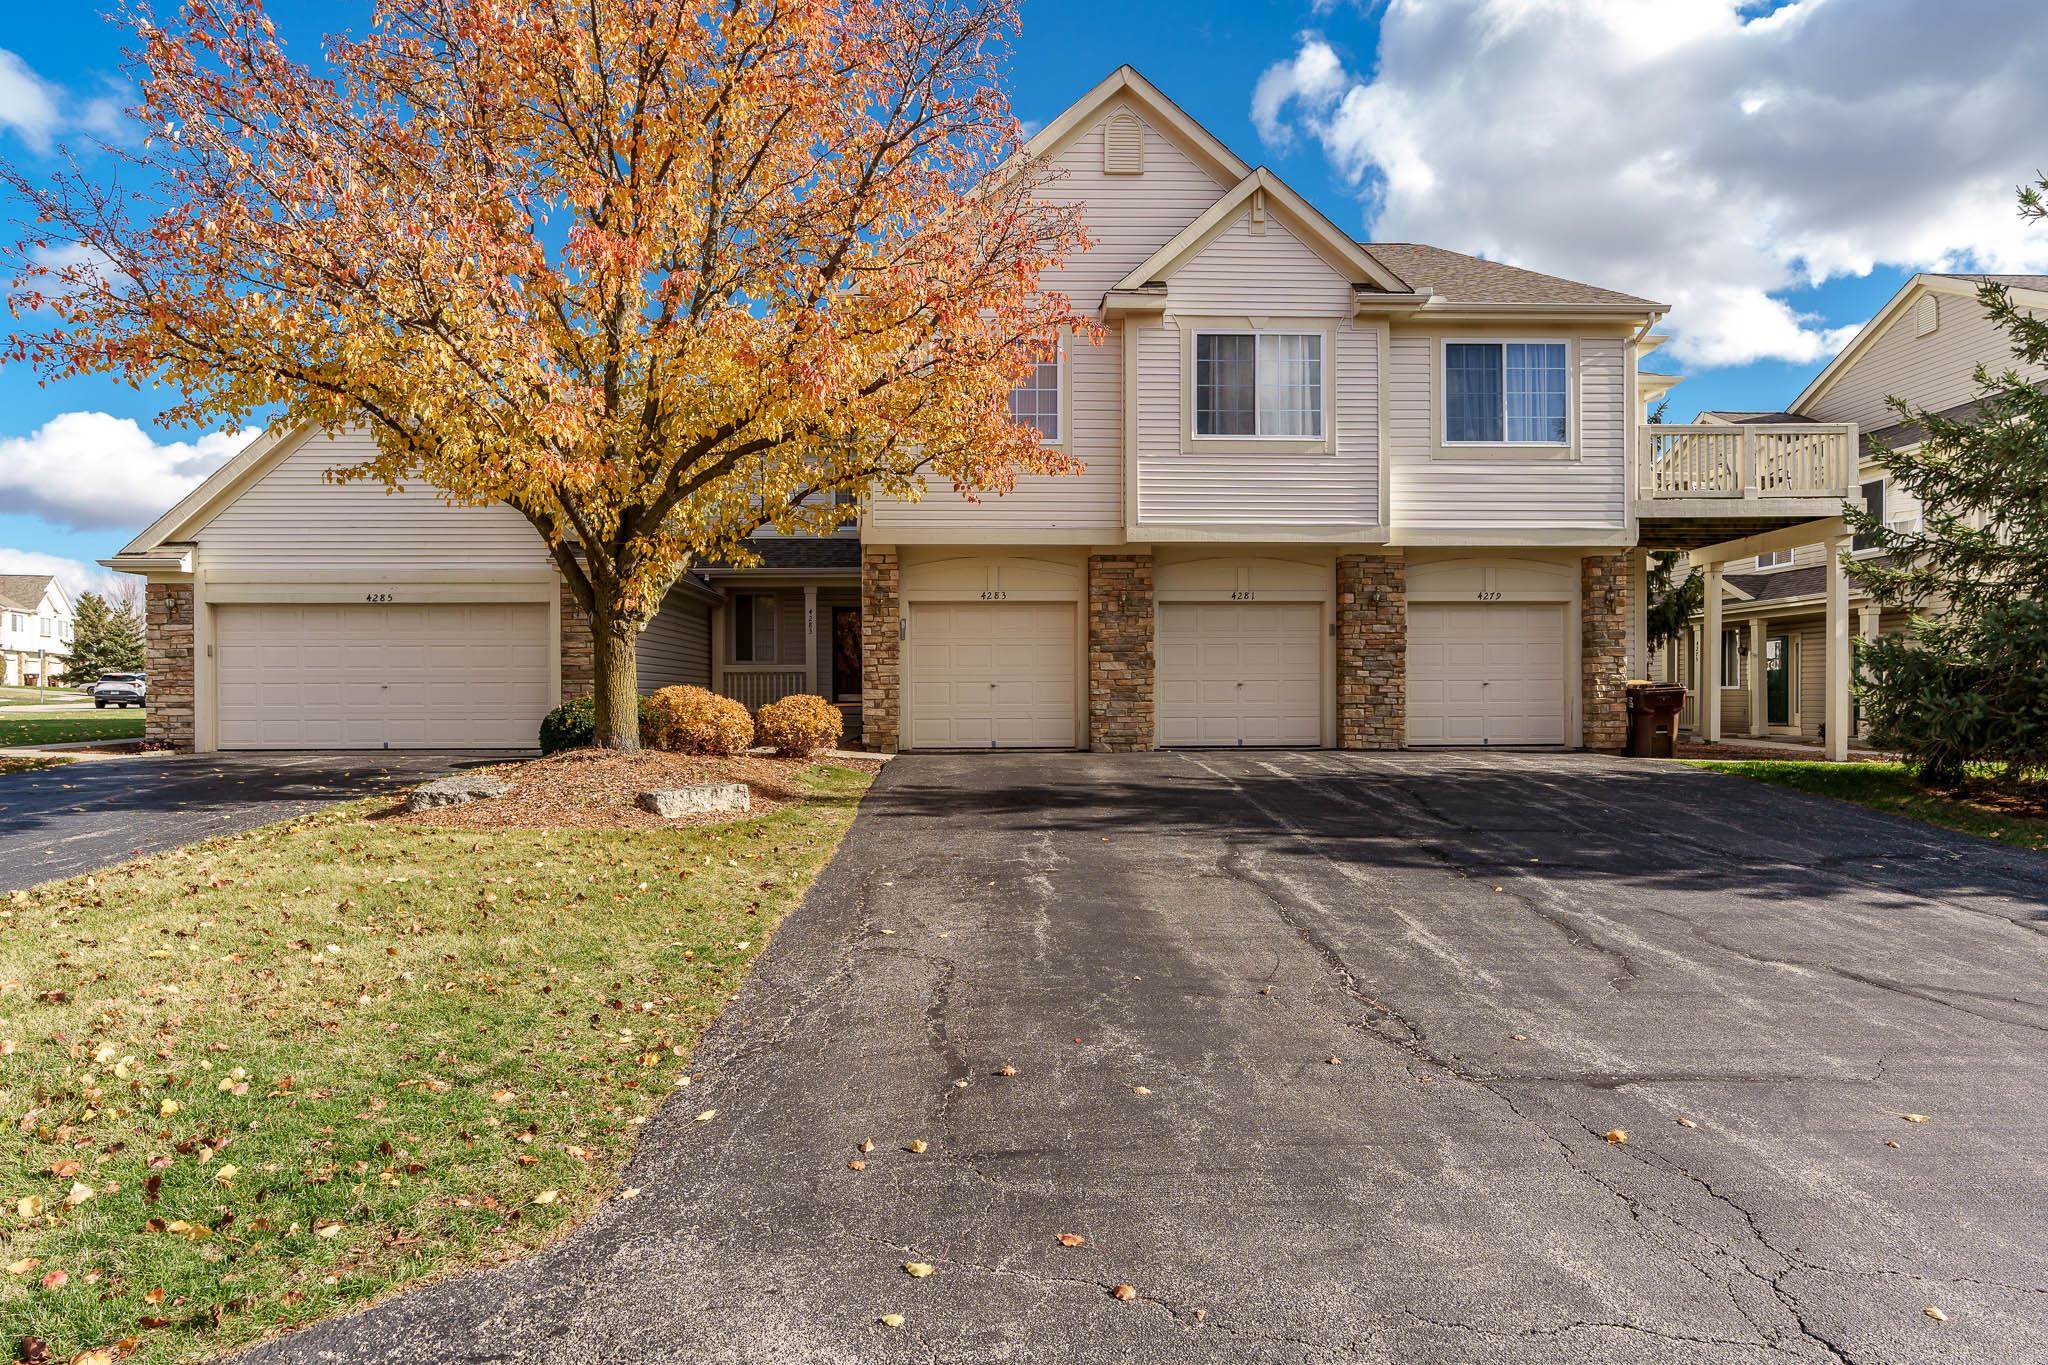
[{"xmin": 391, "ymin": 747, "xmax": 879, "ymax": 831}]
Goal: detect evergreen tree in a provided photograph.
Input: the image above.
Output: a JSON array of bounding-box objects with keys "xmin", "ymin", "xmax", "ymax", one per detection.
[
  {"xmin": 1847, "ymin": 208, "xmax": 2048, "ymax": 786},
  {"xmin": 67, "ymin": 592, "xmax": 145, "ymax": 683}
]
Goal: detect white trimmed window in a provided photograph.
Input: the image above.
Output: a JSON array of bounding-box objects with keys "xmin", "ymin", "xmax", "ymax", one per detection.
[
  {"xmin": 1755, "ymin": 548, "xmax": 1793, "ymax": 568},
  {"xmin": 1008, "ymin": 343, "xmax": 1061, "ymax": 441},
  {"xmin": 1444, "ymin": 341, "xmax": 1570, "ymax": 444},
  {"xmin": 1194, "ymin": 332, "xmax": 1323, "ymax": 438},
  {"xmin": 1719, "ymin": 628, "xmax": 1742, "ymax": 689}
]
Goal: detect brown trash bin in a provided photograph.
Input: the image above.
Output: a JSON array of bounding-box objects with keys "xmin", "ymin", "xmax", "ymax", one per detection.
[{"xmin": 1626, "ymin": 683, "xmax": 1687, "ymax": 758}]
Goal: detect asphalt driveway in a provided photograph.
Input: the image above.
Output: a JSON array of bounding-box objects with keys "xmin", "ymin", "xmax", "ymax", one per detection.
[
  {"xmin": 0, "ymin": 750, "xmax": 504, "ymax": 890},
  {"xmin": 248, "ymin": 751, "xmax": 2045, "ymax": 1364}
]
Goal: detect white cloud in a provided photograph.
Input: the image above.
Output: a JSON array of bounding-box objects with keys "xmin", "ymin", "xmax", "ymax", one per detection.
[
  {"xmin": 0, "ymin": 48, "xmax": 125, "ymax": 154},
  {"xmin": 1254, "ymin": 1, "xmax": 2048, "ymax": 368},
  {"xmin": 0, "ymin": 547, "xmax": 131, "ymax": 603},
  {"xmin": 0, "ymin": 412, "xmax": 256, "ymax": 532}
]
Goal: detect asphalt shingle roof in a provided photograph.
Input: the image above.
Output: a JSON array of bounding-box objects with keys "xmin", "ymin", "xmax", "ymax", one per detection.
[
  {"xmin": 1362, "ymin": 242, "xmax": 1662, "ymax": 309},
  {"xmin": 0, "ymin": 573, "xmax": 56, "ymax": 613}
]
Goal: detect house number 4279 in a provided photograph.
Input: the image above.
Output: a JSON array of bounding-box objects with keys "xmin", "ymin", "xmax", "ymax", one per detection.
[{"xmin": 1475, "ymin": 591, "xmax": 1503, "ymax": 601}]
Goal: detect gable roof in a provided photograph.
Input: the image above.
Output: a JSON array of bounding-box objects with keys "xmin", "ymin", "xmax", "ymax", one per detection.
[
  {"xmin": 1018, "ymin": 65, "xmax": 1249, "ymax": 187},
  {"xmin": 1113, "ymin": 168, "xmax": 1411, "ymax": 294},
  {"xmin": 0, "ymin": 573, "xmax": 59, "ymax": 614},
  {"xmin": 115, "ymin": 422, "xmax": 307, "ymax": 557},
  {"xmin": 1363, "ymin": 243, "xmax": 1662, "ymax": 309},
  {"xmin": 1791, "ymin": 272, "xmax": 2048, "ymax": 416}
]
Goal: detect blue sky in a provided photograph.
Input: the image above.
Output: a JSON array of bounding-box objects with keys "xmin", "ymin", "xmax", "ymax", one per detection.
[{"xmin": 2, "ymin": 0, "xmax": 2041, "ymax": 592}]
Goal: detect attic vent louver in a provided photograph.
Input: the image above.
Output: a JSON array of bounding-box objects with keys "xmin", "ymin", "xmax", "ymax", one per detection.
[
  {"xmin": 1913, "ymin": 294, "xmax": 1939, "ymax": 337},
  {"xmin": 1102, "ymin": 112, "xmax": 1144, "ymax": 175}
]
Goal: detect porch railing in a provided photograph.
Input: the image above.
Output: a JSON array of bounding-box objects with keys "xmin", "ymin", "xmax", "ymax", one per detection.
[
  {"xmin": 717, "ymin": 666, "xmax": 810, "ymax": 710},
  {"xmin": 1638, "ymin": 423, "xmax": 1856, "ymax": 502}
]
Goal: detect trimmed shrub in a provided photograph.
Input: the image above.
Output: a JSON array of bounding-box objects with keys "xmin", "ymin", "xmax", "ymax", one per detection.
[
  {"xmin": 537, "ymin": 694, "xmax": 657, "ymax": 754},
  {"xmin": 645, "ymin": 685, "xmax": 754, "ymax": 756},
  {"xmin": 755, "ymin": 693, "xmax": 845, "ymax": 757}
]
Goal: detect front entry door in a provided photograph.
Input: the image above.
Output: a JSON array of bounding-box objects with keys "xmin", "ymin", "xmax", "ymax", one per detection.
[
  {"xmin": 831, "ymin": 607, "xmax": 862, "ymax": 703},
  {"xmin": 1765, "ymin": 634, "xmax": 1791, "ymax": 728}
]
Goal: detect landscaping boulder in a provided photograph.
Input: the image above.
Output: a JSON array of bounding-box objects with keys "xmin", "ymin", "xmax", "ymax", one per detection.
[
  {"xmin": 406, "ymin": 772, "xmax": 513, "ymax": 812},
  {"xmin": 636, "ymin": 783, "xmax": 750, "ymax": 818}
]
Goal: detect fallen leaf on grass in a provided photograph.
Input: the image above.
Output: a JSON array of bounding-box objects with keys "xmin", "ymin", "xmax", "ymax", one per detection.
[
  {"xmin": 16, "ymin": 1194, "xmax": 43, "ymax": 1218},
  {"xmin": 313, "ymin": 1220, "xmax": 343, "ymax": 1239},
  {"xmin": 903, "ymin": 1262, "xmax": 935, "ymax": 1278},
  {"xmin": 1603, "ymin": 1129, "xmax": 1628, "ymax": 1144},
  {"xmin": 1056, "ymin": 1233, "xmax": 1086, "ymax": 1248},
  {"xmin": 1111, "ymin": 1284, "xmax": 1138, "ymax": 1301},
  {"xmin": 532, "ymin": 1190, "xmax": 559, "ymax": 1206},
  {"xmin": 38, "ymin": 1268, "xmax": 67, "ymax": 1291},
  {"xmin": 62, "ymin": 1182, "xmax": 94, "ymax": 1206},
  {"xmin": 7, "ymin": 1257, "xmax": 38, "ymax": 1275}
]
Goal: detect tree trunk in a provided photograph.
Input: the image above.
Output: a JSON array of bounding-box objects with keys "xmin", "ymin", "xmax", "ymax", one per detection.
[{"xmin": 589, "ymin": 606, "xmax": 641, "ymax": 751}]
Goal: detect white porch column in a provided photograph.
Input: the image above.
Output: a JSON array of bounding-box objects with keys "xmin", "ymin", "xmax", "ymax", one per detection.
[
  {"xmin": 1702, "ymin": 563, "xmax": 1724, "ymax": 743},
  {"xmin": 1857, "ymin": 603, "xmax": 1881, "ymax": 739},
  {"xmin": 1748, "ymin": 617, "xmax": 1768, "ymax": 738},
  {"xmin": 802, "ymin": 585, "xmax": 819, "ymax": 697},
  {"xmin": 1824, "ymin": 536, "xmax": 1851, "ymax": 762}
]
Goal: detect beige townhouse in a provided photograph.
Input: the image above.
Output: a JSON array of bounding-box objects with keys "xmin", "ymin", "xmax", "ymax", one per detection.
[
  {"xmin": 1659, "ymin": 272, "xmax": 2048, "ymax": 746},
  {"xmin": 105, "ymin": 68, "xmax": 1860, "ymax": 758}
]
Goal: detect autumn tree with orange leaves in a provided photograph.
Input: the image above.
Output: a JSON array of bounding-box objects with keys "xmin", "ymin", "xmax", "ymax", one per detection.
[{"xmin": 4, "ymin": 0, "xmax": 1089, "ymax": 748}]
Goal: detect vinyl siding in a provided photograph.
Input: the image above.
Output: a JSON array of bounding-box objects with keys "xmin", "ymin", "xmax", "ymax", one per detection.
[
  {"xmin": 196, "ymin": 427, "xmax": 552, "ymax": 576},
  {"xmin": 1387, "ymin": 334, "xmax": 1628, "ymax": 531},
  {"xmin": 1161, "ymin": 214, "xmax": 1353, "ymax": 316},
  {"xmin": 1802, "ymin": 291, "xmax": 2048, "ymax": 432},
  {"xmin": 637, "ymin": 588, "xmax": 712, "ymax": 692},
  {"xmin": 869, "ymin": 99, "xmax": 1230, "ymax": 534}
]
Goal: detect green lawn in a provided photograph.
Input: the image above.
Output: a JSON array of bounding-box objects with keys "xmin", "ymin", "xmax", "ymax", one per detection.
[
  {"xmin": 0, "ymin": 710, "xmax": 145, "ymax": 747},
  {"xmin": 1685, "ymin": 758, "xmax": 2048, "ymax": 854},
  {"xmin": 0, "ymin": 686, "xmax": 83, "ymax": 708},
  {"xmin": 0, "ymin": 762, "xmax": 873, "ymax": 1364}
]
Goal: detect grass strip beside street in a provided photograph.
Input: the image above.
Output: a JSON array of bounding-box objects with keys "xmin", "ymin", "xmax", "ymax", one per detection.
[{"xmin": 1685, "ymin": 759, "xmax": 2048, "ymax": 853}]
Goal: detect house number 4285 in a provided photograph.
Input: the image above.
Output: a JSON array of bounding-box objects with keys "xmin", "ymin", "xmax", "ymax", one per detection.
[{"xmin": 364, "ymin": 592, "xmax": 394, "ymax": 603}]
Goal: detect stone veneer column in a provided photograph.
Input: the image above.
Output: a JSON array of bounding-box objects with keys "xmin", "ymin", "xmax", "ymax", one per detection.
[
  {"xmin": 558, "ymin": 580, "xmax": 595, "ymax": 702},
  {"xmin": 145, "ymin": 582, "xmax": 196, "ymax": 752},
  {"xmin": 860, "ymin": 548, "xmax": 901, "ymax": 753},
  {"xmin": 1087, "ymin": 554, "xmax": 1154, "ymax": 752},
  {"xmin": 1580, "ymin": 551, "xmax": 1632, "ymax": 751},
  {"xmin": 1336, "ymin": 554, "xmax": 1406, "ymax": 749}
]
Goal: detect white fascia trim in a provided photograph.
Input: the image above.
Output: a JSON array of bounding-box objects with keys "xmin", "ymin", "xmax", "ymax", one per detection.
[
  {"xmin": 1111, "ymin": 168, "xmax": 1407, "ymax": 294},
  {"xmin": 1785, "ymin": 274, "xmax": 2048, "ymax": 416},
  {"xmin": 1006, "ymin": 66, "xmax": 1249, "ymax": 191},
  {"xmin": 118, "ymin": 421, "xmax": 311, "ymax": 555},
  {"xmin": 100, "ymin": 548, "xmax": 195, "ymax": 575}
]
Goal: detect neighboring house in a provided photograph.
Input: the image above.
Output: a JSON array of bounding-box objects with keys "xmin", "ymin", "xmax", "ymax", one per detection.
[
  {"xmin": 0, "ymin": 573, "xmax": 74, "ymax": 688},
  {"xmin": 1659, "ymin": 273, "xmax": 2048, "ymax": 744},
  {"xmin": 104, "ymin": 67, "xmax": 1859, "ymax": 757}
]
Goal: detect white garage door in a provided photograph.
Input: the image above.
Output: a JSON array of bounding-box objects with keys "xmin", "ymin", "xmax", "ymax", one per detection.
[
  {"xmin": 906, "ymin": 601, "xmax": 1075, "ymax": 748},
  {"xmin": 215, "ymin": 602, "xmax": 552, "ymax": 750},
  {"xmin": 1157, "ymin": 602, "xmax": 1322, "ymax": 747},
  {"xmin": 1407, "ymin": 603, "xmax": 1569, "ymax": 747}
]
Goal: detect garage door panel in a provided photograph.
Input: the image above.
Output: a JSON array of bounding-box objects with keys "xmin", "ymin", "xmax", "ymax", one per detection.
[
  {"xmin": 906, "ymin": 600, "xmax": 1075, "ymax": 749},
  {"xmin": 215, "ymin": 601, "xmax": 549, "ymax": 750},
  {"xmin": 1407, "ymin": 602, "xmax": 1568, "ymax": 747},
  {"xmin": 1157, "ymin": 601, "xmax": 1322, "ymax": 749}
]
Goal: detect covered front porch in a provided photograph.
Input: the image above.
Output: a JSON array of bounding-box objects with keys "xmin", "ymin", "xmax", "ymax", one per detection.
[
  {"xmin": 697, "ymin": 540, "xmax": 864, "ymax": 745},
  {"xmin": 1633, "ymin": 420, "xmax": 1862, "ymax": 762}
]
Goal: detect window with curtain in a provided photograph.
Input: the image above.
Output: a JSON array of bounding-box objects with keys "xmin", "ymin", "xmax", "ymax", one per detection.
[
  {"xmin": 1444, "ymin": 341, "xmax": 1570, "ymax": 444},
  {"xmin": 1008, "ymin": 343, "xmax": 1061, "ymax": 440},
  {"xmin": 1195, "ymin": 332, "xmax": 1322, "ymax": 437}
]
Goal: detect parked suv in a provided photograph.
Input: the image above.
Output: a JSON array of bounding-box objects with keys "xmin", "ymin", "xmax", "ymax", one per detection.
[{"xmin": 91, "ymin": 673, "xmax": 147, "ymax": 708}]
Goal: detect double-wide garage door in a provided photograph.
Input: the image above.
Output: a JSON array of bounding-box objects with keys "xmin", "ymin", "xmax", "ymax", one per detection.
[
  {"xmin": 906, "ymin": 601, "xmax": 1076, "ymax": 748},
  {"xmin": 1157, "ymin": 602, "xmax": 1320, "ymax": 747},
  {"xmin": 215, "ymin": 602, "xmax": 551, "ymax": 749},
  {"xmin": 1407, "ymin": 602, "xmax": 1568, "ymax": 746}
]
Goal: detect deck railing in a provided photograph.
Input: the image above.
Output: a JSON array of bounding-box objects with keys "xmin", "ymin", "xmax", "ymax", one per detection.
[
  {"xmin": 1638, "ymin": 423, "xmax": 1856, "ymax": 502},
  {"xmin": 717, "ymin": 666, "xmax": 810, "ymax": 710}
]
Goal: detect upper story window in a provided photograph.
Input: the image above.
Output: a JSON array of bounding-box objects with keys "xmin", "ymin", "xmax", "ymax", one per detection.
[
  {"xmin": 1008, "ymin": 344, "xmax": 1061, "ymax": 442},
  {"xmin": 39, "ymin": 617, "xmax": 51, "ymax": 637},
  {"xmin": 1755, "ymin": 548, "xmax": 1794, "ymax": 569},
  {"xmin": 1194, "ymin": 331, "xmax": 1323, "ymax": 439},
  {"xmin": 1444, "ymin": 341, "xmax": 1570, "ymax": 445}
]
